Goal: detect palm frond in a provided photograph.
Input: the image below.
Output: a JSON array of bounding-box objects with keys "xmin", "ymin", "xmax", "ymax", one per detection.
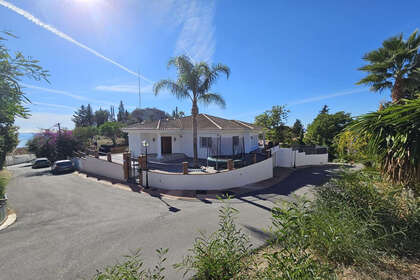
[
  {"xmin": 153, "ymin": 79, "xmax": 191, "ymax": 100},
  {"xmin": 348, "ymin": 98, "xmax": 420, "ymax": 185},
  {"xmin": 198, "ymin": 93, "xmax": 226, "ymax": 108},
  {"xmin": 198, "ymin": 63, "xmax": 230, "ymax": 94},
  {"xmin": 357, "ymin": 30, "xmax": 420, "ymax": 101}
]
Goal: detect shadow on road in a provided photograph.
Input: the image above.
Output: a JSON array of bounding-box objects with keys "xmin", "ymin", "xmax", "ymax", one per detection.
[
  {"xmin": 235, "ymin": 196, "xmax": 273, "ymax": 212},
  {"xmin": 243, "ymin": 224, "xmax": 274, "ymax": 241},
  {"xmin": 149, "ymin": 192, "xmax": 181, "ymax": 213},
  {"xmin": 24, "ymin": 169, "xmax": 53, "ymax": 177},
  {"xmin": 235, "ymin": 164, "xmax": 348, "ymax": 206}
]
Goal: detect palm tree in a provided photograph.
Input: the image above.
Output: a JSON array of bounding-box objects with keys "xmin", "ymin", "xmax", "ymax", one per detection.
[
  {"xmin": 348, "ymin": 97, "xmax": 420, "ymax": 186},
  {"xmin": 153, "ymin": 55, "xmax": 230, "ymax": 166},
  {"xmin": 357, "ymin": 30, "xmax": 420, "ymax": 102}
]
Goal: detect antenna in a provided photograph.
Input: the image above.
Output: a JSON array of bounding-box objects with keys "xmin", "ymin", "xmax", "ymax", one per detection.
[{"xmin": 138, "ymin": 67, "xmax": 141, "ymax": 109}]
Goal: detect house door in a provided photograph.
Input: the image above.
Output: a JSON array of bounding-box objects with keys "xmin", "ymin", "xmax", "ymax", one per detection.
[{"xmin": 161, "ymin": 136, "xmax": 172, "ymax": 154}]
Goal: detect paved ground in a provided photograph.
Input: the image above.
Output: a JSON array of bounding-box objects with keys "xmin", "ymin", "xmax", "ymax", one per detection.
[{"xmin": 0, "ymin": 163, "xmax": 350, "ymax": 280}]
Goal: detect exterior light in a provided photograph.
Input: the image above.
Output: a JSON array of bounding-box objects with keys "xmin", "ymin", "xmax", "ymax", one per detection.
[{"xmin": 142, "ymin": 140, "xmax": 149, "ymax": 188}]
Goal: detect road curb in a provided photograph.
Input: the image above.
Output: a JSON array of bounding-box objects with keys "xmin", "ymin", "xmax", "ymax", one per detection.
[
  {"xmin": 0, "ymin": 210, "xmax": 16, "ymax": 231},
  {"xmin": 75, "ymin": 167, "xmax": 298, "ymax": 202}
]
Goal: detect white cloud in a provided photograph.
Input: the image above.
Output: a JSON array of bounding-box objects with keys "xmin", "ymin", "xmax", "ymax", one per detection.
[
  {"xmin": 23, "ymin": 84, "xmax": 87, "ymax": 100},
  {"xmin": 289, "ymin": 88, "xmax": 367, "ymax": 105},
  {"xmin": 23, "ymin": 84, "xmax": 114, "ymax": 106},
  {"xmin": 31, "ymin": 102, "xmax": 76, "ymax": 110},
  {"xmin": 15, "ymin": 113, "xmax": 74, "ymax": 133},
  {"xmin": 0, "ymin": 0, "xmax": 153, "ymax": 83},
  {"xmin": 174, "ymin": 0, "xmax": 216, "ymax": 62},
  {"xmin": 95, "ymin": 84, "xmax": 153, "ymax": 94}
]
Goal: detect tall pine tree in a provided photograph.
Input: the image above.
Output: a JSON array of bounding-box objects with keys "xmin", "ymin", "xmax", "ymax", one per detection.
[{"xmin": 117, "ymin": 100, "xmax": 128, "ymax": 123}]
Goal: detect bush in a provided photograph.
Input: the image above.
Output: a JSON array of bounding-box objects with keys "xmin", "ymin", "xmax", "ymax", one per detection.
[
  {"xmin": 93, "ymin": 248, "xmax": 168, "ymax": 280},
  {"xmin": 348, "ymin": 98, "xmax": 420, "ymax": 185},
  {"xmin": 174, "ymin": 200, "xmax": 252, "ymax": 280},
  {"xmin": 0, "ymin": 126, "xmax": 18, "ymax": 170},
  {"xmin": 318, "ymin": 171, "xmax": 420, "ymax": 257},
  {"xmin": 27, "ymin": 130, "xmax": 79, "ymax": 161},
  {"xmin": 99, "ymin": 122, "xmax": 122, "ymax": 146},
  {"xmin": 0, "ymin": 171, "xmax": 8, "ymax": 198},
  {"xmin": 255, "ymin": 247, "xmax": 335, "ymax": 280},
  {"xmin": 72, "ymin": 126, "xmax": 98, "ymax": 147},
  {"xmin": 270, "ymin": 169, "xmax": 420, "ymax": 275},
  {"xmin": 333, "ymin": 130, "xmax": 368, "ymax": 163}
]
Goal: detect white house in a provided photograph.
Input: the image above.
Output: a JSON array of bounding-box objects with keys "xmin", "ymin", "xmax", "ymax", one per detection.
[{"xmin": 122, "ymin": 114, "xmax": 263, "ymax": 159}]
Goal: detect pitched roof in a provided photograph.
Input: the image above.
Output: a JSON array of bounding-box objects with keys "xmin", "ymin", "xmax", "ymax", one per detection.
[{"xmin": 123, "ymin": 114, "xmax": 262, "ymax": 132}]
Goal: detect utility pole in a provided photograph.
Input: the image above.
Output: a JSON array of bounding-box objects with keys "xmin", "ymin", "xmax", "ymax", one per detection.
[
  {"xmin": 138, "ymin": 68, "xmax": 141, "ymax": 109},
  {"xmin": 57, "ymin": 122, "xmax": 61, "ymax": 135}
]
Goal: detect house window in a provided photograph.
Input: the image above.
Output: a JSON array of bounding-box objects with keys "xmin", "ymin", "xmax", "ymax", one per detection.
[
  {"xmin": 200, "ymin": 137, "xmax": 212, "ymax": 148},
  {"xmin": 232, "ymin": 136, "xmax": 240, "ymax": 146}
]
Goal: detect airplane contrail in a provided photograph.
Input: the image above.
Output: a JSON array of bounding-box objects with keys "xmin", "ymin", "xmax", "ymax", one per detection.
[
  {"xmin": 289, "ymin": 88, "xmax": 367, "ymax": 105},
  {"xmin": 0, "ymin": 0, "xmax": 153, "ymax": 83}
]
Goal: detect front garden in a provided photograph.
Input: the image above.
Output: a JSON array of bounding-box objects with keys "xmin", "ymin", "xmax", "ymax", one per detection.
[{"xmin": 91, "ymin": 168, "xmax": 419, "ymax": 280}]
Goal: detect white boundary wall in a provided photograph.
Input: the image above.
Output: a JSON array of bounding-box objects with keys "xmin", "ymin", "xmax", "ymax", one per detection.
[
  {"xmin": 6, "ymin": 154, "xmax": 36, "ymax": 166},
  {"xmin": 295, "ymin": 151, "xmax": 328, "ymax": 166},
  {"xmin": 74, "ymin": 157, "xmax": 124, "ymax": 181},
  {"xmin": 272, "ymin": 147, "xmax": 328, "ymax": 167},
  {"xmin": 144, "ymin": 157, "xmax": 274, "ymax": 190}
]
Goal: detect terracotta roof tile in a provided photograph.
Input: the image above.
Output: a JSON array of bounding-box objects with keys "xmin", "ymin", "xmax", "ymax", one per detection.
[{"xmin": 123, "ymin": 114, "xmax": 262, "ymax": 131}]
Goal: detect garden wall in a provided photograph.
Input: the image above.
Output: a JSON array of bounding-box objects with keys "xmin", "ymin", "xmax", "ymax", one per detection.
[
  {"xmin": 74, "ymin": 156, "xmax": 125, "ymax": 182},
  {"xmin": 144, "ymin": 157, "xmax": 274, "ymax": 190},
  {"xmin": 272, "ymin": 147, "xmax": 328, "ymax": 167},
  {"xmin": 5, "ymin": 154, "xmax": 36, "ymax": 166}
]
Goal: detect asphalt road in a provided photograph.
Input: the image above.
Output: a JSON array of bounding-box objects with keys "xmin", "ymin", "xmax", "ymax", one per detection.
[{"xmin": 0, "ymin": 163, "xmax": 347, "ymax": 280}]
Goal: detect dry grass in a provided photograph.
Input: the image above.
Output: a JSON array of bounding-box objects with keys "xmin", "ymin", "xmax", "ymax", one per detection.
[
  {"xmin": 338, "ymin": 256, "xmax": 420, "ymax": 280},
  {"xmin": 249, "ymin": 246, "xmax": 420, "ymax": 280},
  {"xmin": 96, "ymin": 136, "xmax": 126, "ymax": 146}
]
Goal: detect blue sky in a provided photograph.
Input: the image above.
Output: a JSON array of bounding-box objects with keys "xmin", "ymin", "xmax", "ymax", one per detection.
[{"xmin": 1, "ymin": 0, "xmax": 419, "ymax": 133}]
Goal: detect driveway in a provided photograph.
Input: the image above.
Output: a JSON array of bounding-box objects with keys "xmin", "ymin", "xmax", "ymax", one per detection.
[{"xmin": 0, "ymin": 163, "xmax": 350, "ymax": 280}]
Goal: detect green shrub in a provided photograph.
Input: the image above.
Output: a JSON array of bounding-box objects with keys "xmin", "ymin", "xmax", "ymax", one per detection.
[
  {"xmin": 270, "ymin": 169, "xmax": 420, "ymax": 276},
  {"xmin": 348, "ymin": 98, "xmax": 420, "ymax": 185},
  {"xmin": 271, "ymin": 198, "xmax": 374, "ymax": 267},
  {"xmin": 319, "ymin": 171, "xmax": 420, "ymax": 257},
  {"xmin": 256, "ymin": 248, "xmax": 335, "ymax": 280},
  {"xmin": 0, "ymin": 171, "xmax": 9, "ymax": 198},
  {"xmin": 174, "ymin": 201, "xmax": 252, "ymax": 280},
  {"xmin": 93, "ymin": 248, "xmax": 168, "ymax": 280}
]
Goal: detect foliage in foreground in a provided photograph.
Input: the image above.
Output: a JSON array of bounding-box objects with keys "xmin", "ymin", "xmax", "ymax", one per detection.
[
  {"xmin": 349, "ymin": 97, "xmax": 420, "ymax": 186},
  {"xmin": 91, "ymin": 170, "xmax": 419, "ymax": 280},
  {"xmin": 93, "ymin": 248, "xmax": 168, "ymax": 280},
  {"xmin": 0, "ymin": 170, "xmax": 10, "ymax": 199},
  {"xmin": 271, "ymin": 170, "xmax": 420, "ymax": 278},
  {"xmin": 174, "ymin": 201, "xmax": 252, "ymax": 280},
  {"xmin": 0, "ymin": 31, "xmax": 48, "ymax": 169}
]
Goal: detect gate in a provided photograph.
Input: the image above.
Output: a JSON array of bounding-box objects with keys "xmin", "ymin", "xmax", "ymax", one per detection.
[
  {"xmin": 124, "ymin": 153, "xmax": 147, "ymax": 187},
  {"xmin": 127, "ymin": 156, "xmax": 139, "ymax": 184}
]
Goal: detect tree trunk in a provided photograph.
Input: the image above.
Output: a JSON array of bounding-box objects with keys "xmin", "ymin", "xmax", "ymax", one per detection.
[
  {"xmin": 192, "ymin": 99, "xmax": 199, "ymax": 168},
  {"xmin": 392, "ymin": 77, "xmax": 404, "ymax": 102}
]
